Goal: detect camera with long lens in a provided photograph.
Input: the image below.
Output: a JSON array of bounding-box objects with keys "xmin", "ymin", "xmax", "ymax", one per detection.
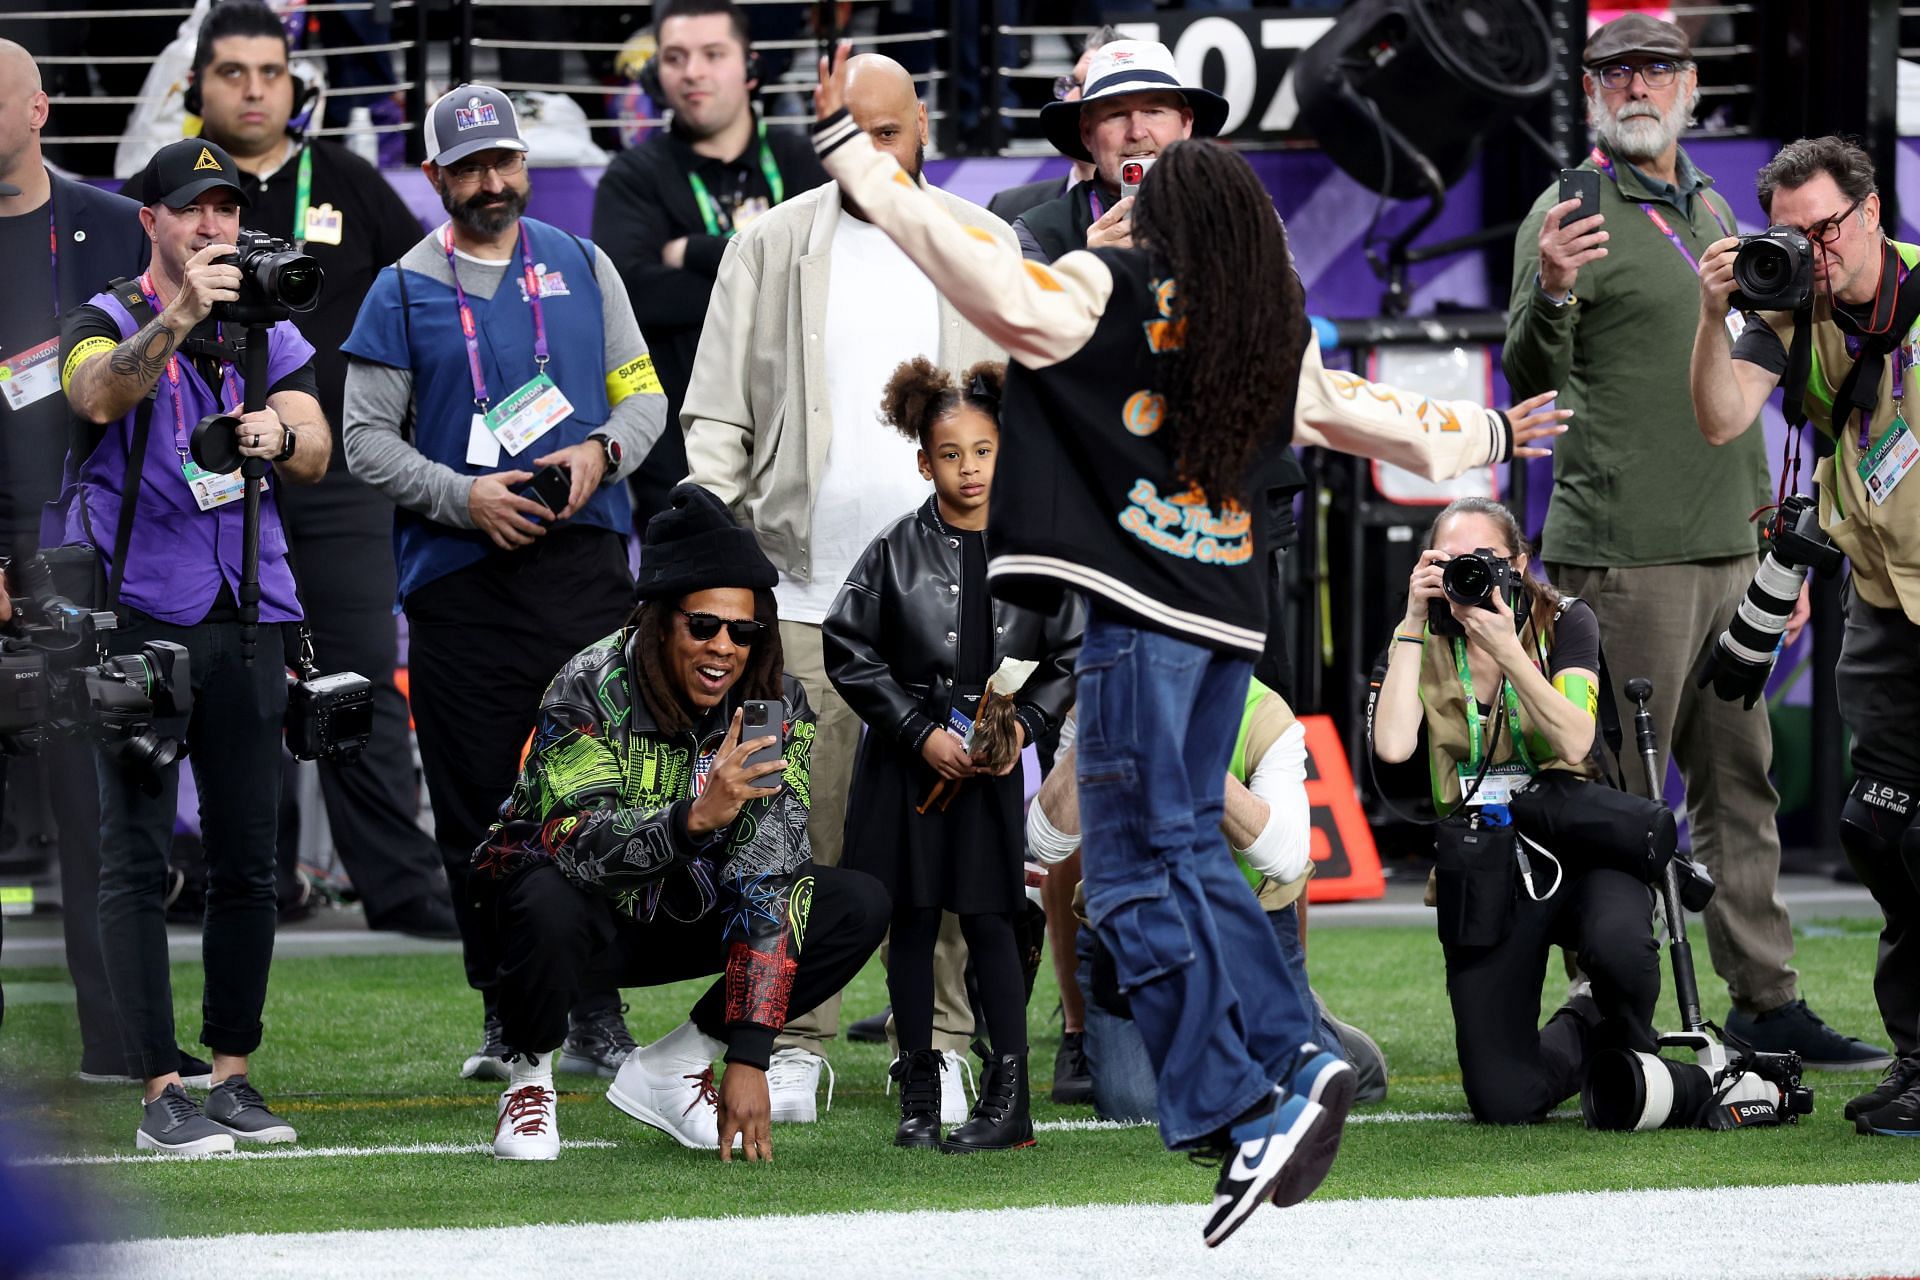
[
  {"xmin": 1696, "ymin": 494, "xmax": 1842, "ymax": 708},
  {"xmin": 1428, "ymin": 547, "xmax": 1521, "ymax": 636},
  {"xmin": 0, "ymin": 554, "xmax": 191, "ymax": 795},
  {"xmin": 1730, "ymin": 226, "xmax": 1814, "ymax": 312},
  {"xmin": 1583, "ymin": 1044, "xmax": 1814, "ymax": 1131},
  {"xmin": 216, "ymin": 228, "xmax": 322, "ymax": 323}
]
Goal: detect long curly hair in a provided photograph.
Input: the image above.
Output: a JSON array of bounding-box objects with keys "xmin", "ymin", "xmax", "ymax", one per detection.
[
  {"xmin": 879, "ymin": 356, "xmax": 1006, "ymax": 449},
  {"xmin": 624, "ymin": 590, "xmax": 785, "ymax": 736},
  {"xmin": 1130, "ymin": 140, "xmax": 1306, "ymax": 508}
]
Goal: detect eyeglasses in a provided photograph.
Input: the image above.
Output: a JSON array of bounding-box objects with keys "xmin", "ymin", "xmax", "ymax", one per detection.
[
  {"xmin": 1592, "ymin": 61, "xmax": 1681, "ymax": 91},
  {"xmin": 680, "ymin": 609, "xmax": 767, "ymax": 646},
  {"xmin": 1802, "ymin": 197, "xmax": 1865, "ymax": 246},
  {"xmin": 1052, "ymin": 74, "xmax": 1082, "ymax": 102},
  {"xmin": 444, "ymin": 152, "xmax": 527, "ymax": 184}
]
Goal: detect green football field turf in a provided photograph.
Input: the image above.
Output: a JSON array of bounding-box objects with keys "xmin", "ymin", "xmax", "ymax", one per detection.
[{"xmin": 3, "ymin": 916, "xmax": 1908, "ymax": 1242}]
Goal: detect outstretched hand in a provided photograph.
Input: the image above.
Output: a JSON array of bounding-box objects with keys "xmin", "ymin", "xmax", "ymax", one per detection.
[
  {"xmin": 1503, "ymin": 389, "xmax": 1573, "ymax": 460},
  {"xmin": 814, "ymin": 41, "xmax": 851, "ymax": 121}
]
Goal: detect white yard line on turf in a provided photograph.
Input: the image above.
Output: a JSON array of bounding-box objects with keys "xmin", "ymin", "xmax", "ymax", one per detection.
[
  {"xmin": 1031, "ymin": 1110, "xmax": 1577, "ymax": 1132},
  {"xmin": 15, "ymin": 1140, "xmax": 617, "ymax": 1167},
  {"xmin": 44, "ymin": 1181, "xmax": 1920, "ymax": 1280}
]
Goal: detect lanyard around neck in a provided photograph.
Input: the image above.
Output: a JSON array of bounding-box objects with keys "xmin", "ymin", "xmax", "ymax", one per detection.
[
  {"xmin": 291, "ymin": 145, "xmax": 313, "ymax": 252},
  {"xmin": 137, "ymin": 273, "xmax": 239, "ymax": 458},
  {"xmin": 1453, "ymin": 635, "xmax": 1538, "ymax": 775},
  {"xmin": 1589, "ymin": 147, "xmax": 1731, "ymax": 273},
  {"xmin": 48, "ymin": 195, "xmax": 60, "ymax": 320},
  {"xmin": 443, "ymin": 222, "xmax": 549, "ymax": 410},
  {"xmin": 686, "ymin": 122, "xmax": 784, "ymax": 239}
]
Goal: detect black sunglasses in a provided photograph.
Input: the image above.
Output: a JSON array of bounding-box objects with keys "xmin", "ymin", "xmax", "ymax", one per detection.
[{"xmin": 680, "ymin": 609, "xmax": 767, "ymax": 646}]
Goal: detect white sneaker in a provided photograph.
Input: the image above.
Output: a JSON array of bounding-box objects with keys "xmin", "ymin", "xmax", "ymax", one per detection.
[
  {"xmin": 766, "ymin": 1047, "xmax": 835, "ymax": 1123},
  {"xmin": 493, "ymin": 1082, "xmax": 559, "ymax": 1161},
  {"xmin": 939, "ymin": 1050, "xmax": 975, "ymax": 1125},
  {"xmin": 607, "ymin": 1022, "xmax": 727, "ymax": 1150}
]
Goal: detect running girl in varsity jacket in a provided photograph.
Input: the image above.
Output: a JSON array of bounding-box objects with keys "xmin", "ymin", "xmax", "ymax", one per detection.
[{"xmin": 824, "ymin": 358, "xmax": 1081, "ymax": 1154}]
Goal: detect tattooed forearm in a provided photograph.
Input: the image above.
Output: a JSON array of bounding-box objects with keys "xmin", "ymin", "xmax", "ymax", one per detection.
[{"xmin": 107, "ymin": 318, "xmax": 180, "ymax": 382}]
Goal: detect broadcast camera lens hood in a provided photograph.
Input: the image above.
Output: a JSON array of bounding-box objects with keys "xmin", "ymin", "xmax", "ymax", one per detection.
[{"xmin": 190, "ymin": 411, "xmax": 244, "ymax": 475}]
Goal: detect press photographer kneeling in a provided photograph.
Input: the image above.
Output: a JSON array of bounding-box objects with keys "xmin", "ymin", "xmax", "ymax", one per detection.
[
  {"xmin": 57, "ymin": 138, "xmax": 330, "ymax": 1154},
  {"xmin": 1372, "ymin": 497, "xmax": 1662, "ymax": 1125}
]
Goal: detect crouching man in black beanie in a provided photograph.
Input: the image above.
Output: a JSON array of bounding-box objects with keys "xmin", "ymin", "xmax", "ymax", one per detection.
[{"xmin": 473, "ymin": 481, "xmax": 889, "ymax": 1161}]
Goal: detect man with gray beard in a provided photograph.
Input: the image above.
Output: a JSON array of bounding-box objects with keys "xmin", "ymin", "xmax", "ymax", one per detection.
[{"xmin": 1502, "ymin": 15, "xmax": 1889, "ymax": 1070}]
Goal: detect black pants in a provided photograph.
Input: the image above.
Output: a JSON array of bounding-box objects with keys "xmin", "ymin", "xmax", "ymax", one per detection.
[
  {"xmin": 1444, "ymin": 867, "xmax": 1661, "ymax": 1125},
  {"xmin": 404, "ymin": 529, "xmax": 634, "ymax": 997},
  {"xmin": 496, "ymin": 862, "xmax": 889, "ymax": 1068},
  {"xmin": 892, "ymin": 904, "xmax": 1029, "ymax": 1056},
  {"xmin": 281, "ymin": 478, "xmax": 447, "ymax": 924},
  {"xmin": 97, "ymin": 613, "xmax": 289, "ymax": 1077}
]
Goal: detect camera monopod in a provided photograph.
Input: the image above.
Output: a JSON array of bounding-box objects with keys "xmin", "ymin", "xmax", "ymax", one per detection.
[{"xmin": 189, "ymin": 321, "xmax": 274, "ymax": 666}]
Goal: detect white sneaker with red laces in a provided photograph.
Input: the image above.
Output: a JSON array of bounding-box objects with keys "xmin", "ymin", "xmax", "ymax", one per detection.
[
  {"xmin": 607, "ymin": 1020, "xmax": 735, "ymax": 1150},
  {"xmin": 492, "ymin": 1052, "xmax": 559, "ymax": 1162}
]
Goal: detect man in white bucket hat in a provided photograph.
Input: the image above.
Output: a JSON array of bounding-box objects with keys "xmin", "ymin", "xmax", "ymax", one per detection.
[{"xmin": 1013, "ymin": 39, "xmax": 1229, "ymax": 263}]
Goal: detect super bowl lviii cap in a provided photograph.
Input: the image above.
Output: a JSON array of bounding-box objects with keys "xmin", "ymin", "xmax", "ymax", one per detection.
[
  {"xmin": 425, "ymin": 84, "xmax": 529, "ymax": 167},
  {"xmin": 129, "ymin": 138, "xmax": 251, "ymax": 209}
]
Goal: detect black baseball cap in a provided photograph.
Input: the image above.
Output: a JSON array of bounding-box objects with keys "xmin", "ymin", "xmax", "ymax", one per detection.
[{"xmin": 129, "ymin": 138, "xmax": 251, "ymax": 210}]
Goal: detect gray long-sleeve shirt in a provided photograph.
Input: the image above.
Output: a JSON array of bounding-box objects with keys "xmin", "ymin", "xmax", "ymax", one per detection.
[{"xmin": 342, "ymin": 228, "xmax": 666, "ymax": 530}]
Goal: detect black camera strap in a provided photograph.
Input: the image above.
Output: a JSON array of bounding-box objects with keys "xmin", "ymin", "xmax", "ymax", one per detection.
[
  {"xmin": 1810, "ymin": 242, "xmax": 1920, "ymax": 458},
  {"xmin": 98, "ymin": 277, "xmax": 157, "ymax": 612}
]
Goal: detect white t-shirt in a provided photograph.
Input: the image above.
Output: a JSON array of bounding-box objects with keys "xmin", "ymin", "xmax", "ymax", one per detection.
[{"xmin": 774, "ymin": 210, "xmax": 941, "ymax": 624}]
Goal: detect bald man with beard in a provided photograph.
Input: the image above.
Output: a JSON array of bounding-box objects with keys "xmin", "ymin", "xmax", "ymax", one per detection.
[{"xmin": 684, "ymin": 54, "xmax": 1016, "ymax": 1126}]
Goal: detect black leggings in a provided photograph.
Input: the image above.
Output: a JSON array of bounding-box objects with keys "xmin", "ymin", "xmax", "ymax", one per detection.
[
  {"xmin": 892, "ymin": 904, "xmax": 1028, "ymax": 1056},
  {"xmin": 1445, "ymin": 867, "xmax": 1661, "ymax": 1124}
]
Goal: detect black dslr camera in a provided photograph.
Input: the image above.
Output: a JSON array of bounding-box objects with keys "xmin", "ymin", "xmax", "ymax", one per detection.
[
  {"xmin": 0, "ymin": 553, "xmax": 191, "ymax": 794},
  {"xmin": 1428, "ymin": 548, "xmax": 1521, "ymax": 636},
  {"xmin": 1730, "ymin": 226, "xmax": 1814, "ymax": 312},
  {"xmin": 284, "ymin": 633, "xmax": 373, "ymax": 764},
  {"xmin": 1697, "ymin": 494, "xmax": 1842, "ymax": 707},
  {"xmin": 215, "ymin": 228, "xmax": 323, "ymax": 324}
]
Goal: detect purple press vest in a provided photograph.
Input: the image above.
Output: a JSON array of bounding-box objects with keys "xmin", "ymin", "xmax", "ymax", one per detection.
[{"xmin": 51, "ymin": 290, "xmax": 310, "ymax": 625}]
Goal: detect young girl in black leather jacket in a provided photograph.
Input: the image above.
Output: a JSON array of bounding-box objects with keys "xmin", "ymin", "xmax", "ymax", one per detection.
[{"xmin": 824, "ymin": 358, "xmax": 1081, "ymax": 1153}]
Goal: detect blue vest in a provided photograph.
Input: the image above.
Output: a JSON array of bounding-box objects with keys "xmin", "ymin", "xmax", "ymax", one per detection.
[{"xmin": 342, "ymin": 218, "xmax": 631, "ymax": 601}]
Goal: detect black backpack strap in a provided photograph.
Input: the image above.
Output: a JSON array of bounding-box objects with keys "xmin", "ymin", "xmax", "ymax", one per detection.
[
  {"xmin": 392, "ymin": 264, "xmax": 417, "ymax": 443},
  {"xmin": 100, "ymin": 277, "xmax": 157, "ymax": 612}
]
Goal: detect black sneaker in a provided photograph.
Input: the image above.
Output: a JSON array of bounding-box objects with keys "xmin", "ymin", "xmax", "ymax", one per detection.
[
  {"xmin": 1846, "ymin": 1055, "xmax": 1920, "ymax": 1121},
  {"xmin": 461, "ymin": 1010, "xmax": 511, "ymax": 1082},
  {"xmin": 1855, "ymin": 1076, "xmax": 1920, "ymax": 1137},
  {"xmin": 76, "ymin": 1047, "xmax": 213, "ymax": 1089},
  {"xmin": 205, "ymin": 1074, "xmax": 298, "ymax": 1144},
  {"xmin": 558, "ymin": 1003, "xmax": 639, "ymax": 1077},
  {"xmin": 1051, "ymin": 1030, "xmax": 1094, "ymax": 1105},
  {"xmin": 846, "ymin": 1006, "xmax": 892, "ymax": 1044},
  {"xmin": 1723, "ymin": 999, "xmax": 1893, "ymax": 1072},
  {"xmin": 136, "ymin": 1083, "xmax": 235, "ymax": 1156}
]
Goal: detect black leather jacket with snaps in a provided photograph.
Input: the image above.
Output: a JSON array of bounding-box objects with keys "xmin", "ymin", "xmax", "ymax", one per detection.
[{"xmin": 824, "ymin": 496, "xmax": 1084, "ymax": 753}]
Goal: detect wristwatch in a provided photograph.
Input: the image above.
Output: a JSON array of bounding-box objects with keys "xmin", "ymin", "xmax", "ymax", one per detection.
[
  {"xmin": 275, "ymin": 425, "xmax": 298, "ymax": 463},
  {"xmin": 588, "ymin": 432, "xmax": 622, "ymax": 473}
]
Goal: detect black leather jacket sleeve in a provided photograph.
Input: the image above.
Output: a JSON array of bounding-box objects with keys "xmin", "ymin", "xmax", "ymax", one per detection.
[{"xmin": 823, "ymin": 529, "xmax": 941, "ymax": 752}]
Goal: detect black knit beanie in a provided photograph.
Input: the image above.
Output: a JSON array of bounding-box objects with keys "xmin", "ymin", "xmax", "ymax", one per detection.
[{"xmin": 633, "ymin": 482, "xmax": 778, "ymax": 601}]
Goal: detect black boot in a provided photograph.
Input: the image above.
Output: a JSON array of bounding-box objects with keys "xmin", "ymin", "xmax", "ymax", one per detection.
[
  {"xmin": 891, "ymin": 1049, "xmax": 942, "ymax": 1148},
  {"xmin": 940, "ymin": 1052, "xmax": 1034, "ymax": 1153}
]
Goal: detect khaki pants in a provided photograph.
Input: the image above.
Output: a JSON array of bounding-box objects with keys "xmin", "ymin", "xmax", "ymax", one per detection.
[
  {"xmin": 1549, "ymin": 558, "xmax": 1799, "ymax": 1014},
  {"xmin": 775, "ymin": 620, "xmax": 972, "ymax": 1052}
]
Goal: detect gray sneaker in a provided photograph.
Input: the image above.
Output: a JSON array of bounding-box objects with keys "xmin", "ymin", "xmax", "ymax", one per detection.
[
  {"xmin": 1313, "ymin": 990, "xmax": 1389, "ymax": 1105},
  {"xmin": 205, "ymin": 1074, "xmax": 299, "ymax": 1144},
  {"xmin": 137, "ymin": 1083, "xmax": 237, "ymax": 1156}
]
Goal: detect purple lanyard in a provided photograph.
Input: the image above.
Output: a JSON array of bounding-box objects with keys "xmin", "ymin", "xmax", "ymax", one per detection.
[
  {"xmin": 1844, "ymin": 255, "xmax": 1912, "ymax": 449},
  {"xmin": 1589, "ymin": 148, "xmax": 1731, "ymax": 273},
  {"xmin": 1088, "ymin": 186, "xmax": 1104, "ymax": 223},
  {"xmin": 443, "ymin": 224, "xmax": 548, "ymax": 411},
  {"xmin": 48, "ymin": 201, "xmax": 59, "ymax": 321},
  {"xmin": 137, "ymin": 274, "xmax": 239, "ymax": 459}
]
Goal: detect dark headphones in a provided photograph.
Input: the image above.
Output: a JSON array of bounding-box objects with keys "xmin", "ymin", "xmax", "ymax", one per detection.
[
  {"xmin": 636, "ymin": 40, "xmax": 762, "ymax": 109},
  {"xmin": 184, "ymin": 62, "xmax": 322, "ymax": 128}
]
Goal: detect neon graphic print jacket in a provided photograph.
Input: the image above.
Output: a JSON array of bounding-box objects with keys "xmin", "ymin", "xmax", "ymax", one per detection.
[{"xmin": 473, "ymin": 628, "xmax": 818, "ymax": 1049}]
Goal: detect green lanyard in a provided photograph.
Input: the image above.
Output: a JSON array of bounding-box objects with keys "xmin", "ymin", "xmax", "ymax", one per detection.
[
  {"xmin": 1453, "ymin": 636, "xmax": 1538, "ymax": 775},
  {"xmin": 686, "ymin": 122, "xmax": 784, "ymax": 239},
  {"xmin": 291, "ymin": 145, "xmax": 313, "ymax": 252}
]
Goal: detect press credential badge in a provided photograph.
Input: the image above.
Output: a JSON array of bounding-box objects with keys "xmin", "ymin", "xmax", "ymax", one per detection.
[
  {"xmin": 0, "ymin": 337, "xmax": 61, "ymax": 411},
  {"xmin": 484, "ymin": 372, "xmax": 572, "ymax": 455}
]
